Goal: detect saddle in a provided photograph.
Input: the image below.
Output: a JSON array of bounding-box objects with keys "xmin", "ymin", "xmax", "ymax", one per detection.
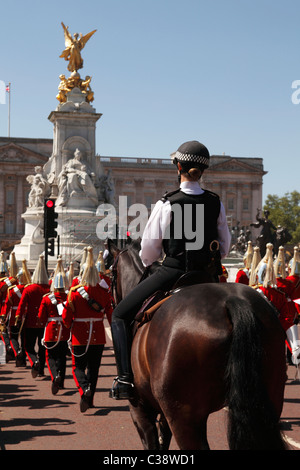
[{"xmin": 134, "ymin": 270, "xmax": 214, "ymax": 330}]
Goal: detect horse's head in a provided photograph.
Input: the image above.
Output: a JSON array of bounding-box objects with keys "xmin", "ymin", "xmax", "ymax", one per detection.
[{"xmin": 107, "ymin": 238, "xmax": 145, "ymax": 304}]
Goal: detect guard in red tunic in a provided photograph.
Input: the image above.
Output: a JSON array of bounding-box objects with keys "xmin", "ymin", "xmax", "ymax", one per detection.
[
  {"xmin": 0, "ymin": 251, "xmax": 19, "ymax": 362},
  {"xmin": 219, "ymin": 265, "xmax": 228, "ymax": 283},
  {"xmin": 62, "ymin": 247, "xmax": 113, "ymax": 412},
  {"xmin": 38, "ymin": 260, "xmax": 70, "ymax": 395},
  {"xmin": 235, "ymin": 241, "xmax": 253, "ymax": 285},
  {"xmin": 255, "ymin": 246, "xmax": 300, "ymax": 365},
  {"xmin": 15, "ymin": 255, "xmax": 50, "ymax": 377},
  {"xmin": 1, "ymin": 259, "xmax": 32, "ymax": 366}
]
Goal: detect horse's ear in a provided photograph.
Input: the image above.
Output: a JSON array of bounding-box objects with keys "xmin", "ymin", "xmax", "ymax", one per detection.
[{"xmin": 107, "ymin": 238, "xmax": 120, "ymax": 259}]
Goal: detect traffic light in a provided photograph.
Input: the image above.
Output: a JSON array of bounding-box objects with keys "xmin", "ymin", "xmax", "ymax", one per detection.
[
  {"xmin": 44, "ymin": 198, "xmax": 58, "ymax": 238},
  {"xmin": 47, "ymin": 238, "xmax": 55, "ymax": 256}
]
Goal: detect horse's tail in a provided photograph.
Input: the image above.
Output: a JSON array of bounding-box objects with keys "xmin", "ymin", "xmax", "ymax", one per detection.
[{"xmin": 224, "ymin": 296, "xmax": 287, "ymax": 450}]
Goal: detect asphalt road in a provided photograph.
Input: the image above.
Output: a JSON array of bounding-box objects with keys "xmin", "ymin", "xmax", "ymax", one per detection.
[{"xmin": 0, "ymin": 321, "xmax": 300, "ymax": 453}]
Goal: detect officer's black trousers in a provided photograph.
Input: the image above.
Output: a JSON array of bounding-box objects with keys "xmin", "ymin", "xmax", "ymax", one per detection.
[{"xmin": 112, "ymin": 265, "xmax": 185, "ymax": 326}]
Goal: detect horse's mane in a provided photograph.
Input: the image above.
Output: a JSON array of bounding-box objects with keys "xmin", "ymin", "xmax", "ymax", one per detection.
[{"xmin": 127, "ymin": 240, "xmax": 160, "ymax": 274}]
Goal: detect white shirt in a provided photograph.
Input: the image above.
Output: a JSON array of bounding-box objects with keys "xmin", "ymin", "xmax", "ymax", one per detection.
[{"xmin": 139, "ymin": 181, "xmax": 231, "ymax": 267}]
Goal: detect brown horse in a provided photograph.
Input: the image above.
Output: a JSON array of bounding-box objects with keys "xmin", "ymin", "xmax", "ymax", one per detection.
[{"xmin": 108, "ymin": 239, "xmax": 288, "ymax": 450}]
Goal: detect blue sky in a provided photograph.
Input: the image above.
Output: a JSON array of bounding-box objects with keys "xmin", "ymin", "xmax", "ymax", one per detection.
[{"xmin": 1, "ymin": 0, "xmax": 300, "ymax": 203}]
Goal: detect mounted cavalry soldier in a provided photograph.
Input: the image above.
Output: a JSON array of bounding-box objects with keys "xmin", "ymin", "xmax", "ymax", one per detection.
[{"xmin": 109, "ymin": 140, "xmax": 231, "ymax": 400}]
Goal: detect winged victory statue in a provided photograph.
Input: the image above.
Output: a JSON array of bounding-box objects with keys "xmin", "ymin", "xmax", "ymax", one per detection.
[{"xmin": 59, "ymin": 22, "xmax": 97, "ymax": 73}]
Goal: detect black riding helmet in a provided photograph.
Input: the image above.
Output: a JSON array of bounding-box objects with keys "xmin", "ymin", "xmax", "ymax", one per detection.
[{"xmin": 173, "ymin": 140, "xmax": 210, "ymax": 176}]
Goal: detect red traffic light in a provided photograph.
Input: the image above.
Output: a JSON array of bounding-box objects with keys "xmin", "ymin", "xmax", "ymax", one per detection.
[{"xmin": 46, "ymin": 200, "xmax": 54, "ymax": 208}]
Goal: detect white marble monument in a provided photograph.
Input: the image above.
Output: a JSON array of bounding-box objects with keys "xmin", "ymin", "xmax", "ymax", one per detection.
[{"xmin": 14, "ymin": 25, "xmax": 114, "ymax": 268}]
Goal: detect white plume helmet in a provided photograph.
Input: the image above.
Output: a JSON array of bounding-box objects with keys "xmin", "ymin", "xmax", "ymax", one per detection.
[
  {"xmin": 9, "ymin": 252, "xmax": 19, "ymax": 278},
  {"xmin": 51, "ymin": 257, "xmax": 68, "ymax": 291},
  {"xmin": 0, "ymin": 251, "xmax": 9, "ymax": 275},
  {"xmin": 79, "ymin": 247, "xmax": 88, "ymax": 276},
  {"xmin": 96, "ymin": 250, "xmax": 106, "ymax": 273},
  {"xmin": 243, "ymin": 240, "xmax": 253, "ymax": 269},
  {"xmin": 263, "ymin": 243, "xmax": 276, "ymax": 288},
  {"xmin": 32, "ymin": 254, "xmax": 49, "ymax": 285},
  {"xmin": 81, "ymin": 246, "xmax": 99, "ymax": 287},
  {"xmin": 249, "ymin": 246, "xmax": 261, "ymax": 286},
  {"xmin": 274, "ymin": 246, "xmax": 286, "ymax": 279},
  {"xmin": 290, "ymin": 246, "xmax": 300, "ymax": 276},
  {"xmin": 17, "ymin": 259, "xmax": 32, "ymax": 285},
  {"xmin": 66, "ymin": 261, "xmax": 74, "ymax": 285}
]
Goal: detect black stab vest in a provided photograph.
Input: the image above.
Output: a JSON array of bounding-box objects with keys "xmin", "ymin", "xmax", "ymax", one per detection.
[{"xmin": 162, "ymin": 189, "xmax": 221, "ymax": 270}]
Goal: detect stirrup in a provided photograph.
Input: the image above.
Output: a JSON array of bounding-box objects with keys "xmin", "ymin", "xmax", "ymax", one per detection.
[{"xmin": 109, "ymin": 376, "xmax": 134, "ymax": 400}]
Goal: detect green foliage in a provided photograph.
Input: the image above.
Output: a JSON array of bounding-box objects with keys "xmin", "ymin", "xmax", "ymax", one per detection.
[{"xmin": 264, "ymin": 191, "xmax": 300, "ymax": 244}]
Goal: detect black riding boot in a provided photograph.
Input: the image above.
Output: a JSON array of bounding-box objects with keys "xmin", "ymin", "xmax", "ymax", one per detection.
[{"xmin": 109, "ymin": 319, "xmax": 134, "ymax": 400}]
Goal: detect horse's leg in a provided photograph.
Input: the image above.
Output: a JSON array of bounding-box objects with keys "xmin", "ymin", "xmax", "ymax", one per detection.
[
  {"xmin": 168, "ymin": 414, "xmax": 210, "ymax": 450},
  {"xmin": 156, "ymin": 413, "xmax": 172, "ymax": 450},
  {"xmin": 129, "ymin": 402, "xmax": 161, "ymax": 450}
]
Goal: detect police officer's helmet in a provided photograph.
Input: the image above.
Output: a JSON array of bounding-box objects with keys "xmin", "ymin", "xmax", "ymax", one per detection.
[{"xmin": 173, "ymin": 140, "xmax": 210, "ymax": 172}]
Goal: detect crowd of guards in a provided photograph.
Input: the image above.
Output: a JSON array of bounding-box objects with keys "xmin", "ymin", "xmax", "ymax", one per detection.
[
  {"xmin": 0, "ymin": 246, "xmax": 114, "ymax": 413},
  {"xmin": 235, "ymin": 242, "xmax": 300, "ymax": 366},
  {"xmin": 1, "ymin": 238, "xmax": 300, "ymax": 413}
]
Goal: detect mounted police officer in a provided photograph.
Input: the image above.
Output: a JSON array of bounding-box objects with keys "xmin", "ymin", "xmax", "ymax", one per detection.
[{"xmin": 109, "ymin": 140, "xmax": 231, "ymax": 400}]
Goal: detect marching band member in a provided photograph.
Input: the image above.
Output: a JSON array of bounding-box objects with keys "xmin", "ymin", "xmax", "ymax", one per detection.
[
  {"xmin": 15, "ymin": 254, "xmax": 50, "ymax": 378},
  {"xmin": 62, "ymin": 247, "xmax": 113, "ymax": 412},
  {"xmin": 1, "ymin": 259, "xmax": 31, "ymax": 366},
  {"xmin": 38, "ymin": 258, "xmax": 70, "ymax": 395}
]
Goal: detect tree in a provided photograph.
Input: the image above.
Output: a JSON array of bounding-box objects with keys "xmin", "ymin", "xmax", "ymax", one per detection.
[{"xmin": 264, "ymin": 191, "xmax": 300, "ymax": 245}]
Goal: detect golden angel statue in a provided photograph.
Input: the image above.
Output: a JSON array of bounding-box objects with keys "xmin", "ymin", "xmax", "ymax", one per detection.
[{"xmin": 59, "ymin": 22, "xmax": 97, "ymax": 73}]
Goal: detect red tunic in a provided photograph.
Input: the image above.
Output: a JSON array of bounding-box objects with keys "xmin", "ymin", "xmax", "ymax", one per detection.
[
  {"xmin": 0, "ymin": 276, "xmax": 18, "ymax": 309},
  {"xmin": 255, "ymin": 284, "xmax": 297, "ymax": 331},
  {"xmin": 1, "ymin": 284, "xmax": 25, "ymax": 326},
  {"xmin": 62, "ymin": 284, "xmax": 112, "ymax": 346},
  {"xmin": 38, "ymin": 292, "xmax": 70, "ymax": 342},
  {"xmin": 235, "ymin": 268, "xmax": 249, "ymax": 285},
  {"xmin": 15, "ymin": 283, "xmax": 50, "ymax": 328}
]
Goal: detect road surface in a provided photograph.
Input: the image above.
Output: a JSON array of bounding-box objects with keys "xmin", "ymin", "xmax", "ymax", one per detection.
[{"xmin": 0, "ymin": 322, "xmax": 299, "ymax": 452}]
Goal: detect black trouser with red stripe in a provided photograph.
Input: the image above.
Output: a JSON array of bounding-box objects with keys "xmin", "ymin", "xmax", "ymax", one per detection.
[
  {"xmin": 45, "ymin": 341, "xmax": 68, "ymax": 386},
  {"xmin": 72, "ymin": 344, "xmax": 104, "ymax": 404},
  {"xmin": 24, "ymin": 328, "xmax": 45, "ymax": 373}
]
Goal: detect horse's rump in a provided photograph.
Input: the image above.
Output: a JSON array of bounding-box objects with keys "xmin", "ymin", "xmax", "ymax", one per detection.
[{"xmin": 131, "ymin": 282, "xmax": 287, "ymax": 449}]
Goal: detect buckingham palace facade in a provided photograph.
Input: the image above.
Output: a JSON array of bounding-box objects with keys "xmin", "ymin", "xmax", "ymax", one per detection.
[{"xmin": 0, "ymin": 136, "xmax": 266, "ymax": 251}]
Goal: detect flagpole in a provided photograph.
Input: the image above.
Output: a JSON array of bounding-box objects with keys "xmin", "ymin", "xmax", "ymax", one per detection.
[{"xmin": 7, "ymin": 82, "xmax": 11, "ymax": 138}]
